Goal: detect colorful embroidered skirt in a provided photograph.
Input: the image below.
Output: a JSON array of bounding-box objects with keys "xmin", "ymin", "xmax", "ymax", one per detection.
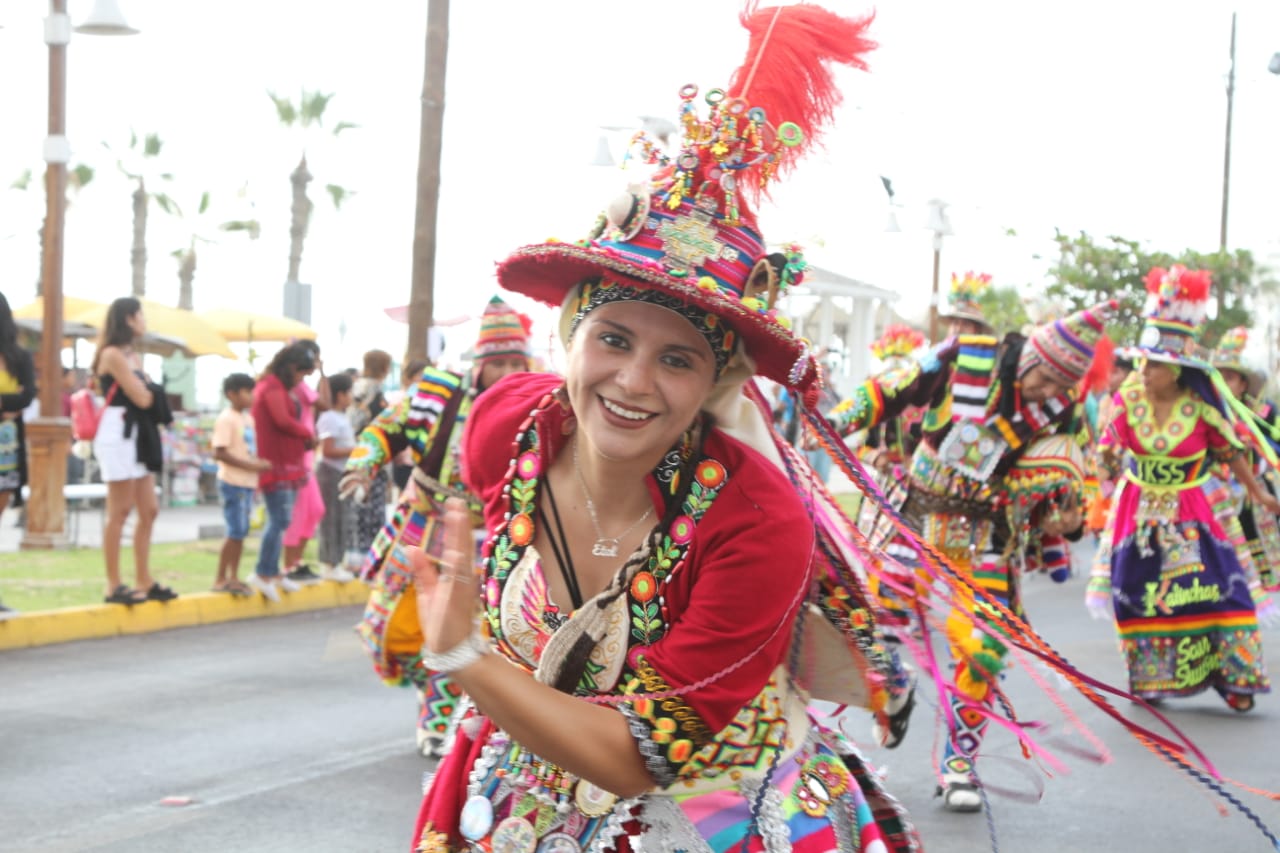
[
  {"xmin": 1110, "ymin": 520, "xmax": 1270, "ymax": 700},
  {"xmin": 413, "ymin": 715, "xmax": 920, "ymax": 853}
]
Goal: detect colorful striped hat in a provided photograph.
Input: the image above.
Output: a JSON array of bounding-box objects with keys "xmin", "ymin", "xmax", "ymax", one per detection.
[
  {"xmin": 1023, "ymin": 299, "xmax": 1117, "ymax": 385},
  {"xmin": 473, "ymin": 296, "xmax": 532, "ymax": 362},
  {"xmin": 495, "ymin": 5, "xmax": 876, "ymax": 391},
  {"xmin": 1131, "ymin": 265, "xmax": 1211, "ymax": 366}
]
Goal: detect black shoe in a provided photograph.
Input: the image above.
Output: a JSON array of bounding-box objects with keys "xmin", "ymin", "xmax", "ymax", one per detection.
[
  {"xmin": 0, "ymin": 602, "xmax": 18, "ymax": 620},
  {"xmin": 286, "ymin": 565, "xmax": 322, "ymax": 585},
  {"xmin": 145, "ymin": 583, "xmax": 179, "ymax": 602}
]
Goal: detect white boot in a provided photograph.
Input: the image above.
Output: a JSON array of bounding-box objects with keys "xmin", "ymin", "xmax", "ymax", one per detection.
[{"xmin": 939, "ymin": 772, "xmax": 983, "ymax": 813}]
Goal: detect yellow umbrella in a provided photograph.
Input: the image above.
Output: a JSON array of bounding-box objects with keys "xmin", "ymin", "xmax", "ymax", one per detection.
[
  {"xmin": 200, "ymin": 307, "xmax": 318, "ymax": 343},
  {"xmin": 15, "ymin": 296, "xmax": 236, "ymax": 358}
]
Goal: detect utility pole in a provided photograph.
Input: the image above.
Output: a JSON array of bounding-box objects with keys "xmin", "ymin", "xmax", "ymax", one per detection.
[
  {"xmin": 1220, "ymin": 11, "xmax": 1236, "ymax": 252},
  {"xmin": 406, "ymin": 0, "xmax": 449, "ymax": 365}
]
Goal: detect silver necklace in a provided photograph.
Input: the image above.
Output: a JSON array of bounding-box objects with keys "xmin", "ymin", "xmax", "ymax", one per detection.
[{"xmin": 573, "ymin": 437, "xmax": 653, "ymax": 557}]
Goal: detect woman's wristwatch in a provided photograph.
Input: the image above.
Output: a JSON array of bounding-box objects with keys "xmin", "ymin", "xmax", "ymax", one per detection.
[{"xmin": 422, "ymin": 633, "xmax": 491, "ymax": 674}]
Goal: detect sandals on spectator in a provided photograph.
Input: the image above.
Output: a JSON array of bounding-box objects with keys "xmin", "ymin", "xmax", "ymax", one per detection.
[
  {"xmin": 104, "ymin": 585, "xmax": 147, "ymax": 606},
  {"xmin": 226, "ymin": 580, "xmax": 253, "ymax": 598},
  {"xmin": 145, "ymin": 583, "xmax": 179, "ymax": 602}
]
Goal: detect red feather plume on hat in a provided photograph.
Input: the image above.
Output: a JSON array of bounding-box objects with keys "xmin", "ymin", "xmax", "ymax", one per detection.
[
  {"xmin": 726, "ymin": 3, "xmax": 876, "ymax": 202},
  {"xmin": 516, "ymin": 312, "xmax": 534, "ymax": 336},
  {"xmin": 1081, "ymin": 335, "xmax": 1115, "ymax": 394},
  {"xmin": 1144, "ymin": 265, "xmax": 1212, "ymax": 303}
]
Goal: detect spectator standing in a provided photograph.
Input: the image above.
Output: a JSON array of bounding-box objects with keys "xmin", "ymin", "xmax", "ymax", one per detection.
[
  {"xmin": 248, "ymin": 343, "xmax": 316, "ymax": 601},
  {"xmin": 347, "ymin": 349, "xmax": 392, "ymax": 567},
  {"xmin": 212, "ymin": 373, "xmax": 270, "ymax": 596},
  {"xmin": 0, "ymin": 292, "xmax": 35, "ymax": 619},
  {"xmin": 92, "ymin": 297, "xmax": 176, "ymax": 606},
  {"xmin": 316, "ymin": 373, "xmax": 357, "ymax": 581},
  {"xmin": 281, "ymin": 339, "xmax": 329, "ymax": 584}
]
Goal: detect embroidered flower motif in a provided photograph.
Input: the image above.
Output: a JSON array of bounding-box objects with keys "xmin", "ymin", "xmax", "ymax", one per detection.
[
  {"xmin": 510, "ymin": 513, "xmax": 534, "ymax": 546},
  {"xmin": 651, "ymin": 717, "xmax": 678, "ymax": 743},
  {"xmin": 670, "ymin": 515, "xmax": 695, "ymax": 545},
  {"xmin": 667, "ymin": 739, "xmax": 694, "ymax": 764},
  {"xmin": 516, "ymin": 451, "xmax": 540, "ymax": 480},
  {"xmin": 694, "ymin": 460, "xmax": 727, "ymax": 489},
  {"xmin": 630, "ymin": 571, "xmax": 658, "ymax": 602},
  {"xmin": 486, "ymin": 577, "xmax": 501, "ymax": 609}
]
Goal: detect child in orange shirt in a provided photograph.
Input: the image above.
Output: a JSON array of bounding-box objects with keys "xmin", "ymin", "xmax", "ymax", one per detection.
[{"xmin": 212, "ymin": 374, "xmax": 271, "ymax": 595}]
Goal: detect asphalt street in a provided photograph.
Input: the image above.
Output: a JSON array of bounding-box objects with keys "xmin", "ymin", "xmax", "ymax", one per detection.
[{"xmin": 2, "ymin": 563, "xmax": 1279, "ymax": 852}]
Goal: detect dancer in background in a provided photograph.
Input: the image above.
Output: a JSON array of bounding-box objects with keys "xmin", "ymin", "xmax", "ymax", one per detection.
[
  {"xmin": 340, "ymin": 297, "xmax": 533, "ymax": 758},
  {"xmin": 347, "ymin": 349, "xmax": 393, "ymax": 570},
  {"xmin": 1091, "ymin": 267, "xmax": 1276, "ymax": 712},
  {"xmin": 840, "ymin": 323, "xmax": 928, "ymax": 634},
  {"xmin": 939, "ymin": 271, "xmax": 994, "ymax": 337},
  {"xmin": 1211, "ymin": 327, "xmax": 1280, "ymax": 593},
  {"xmin": 831, "ymin": 299, "xmax": 1115, "ymax": 811}
]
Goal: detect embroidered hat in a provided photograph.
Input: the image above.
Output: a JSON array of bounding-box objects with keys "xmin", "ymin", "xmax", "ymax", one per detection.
[
  {"xmin": 870, "ymin": 323, "xmax": 926, "ymax": 365},
  {"xmin": 474, "ymin": 296, "xmax": 532, "ymax": 362},
  {"xmin": 496, "ymin": 5, "xmax": 876, "ymax": 391},
  {"xmin": 938, "ymin": 271, "xmax": 993, "ymax": 331},
  {"xmin": 1022, "ymin": 299, "xmax": 1118, "ymax": 385},
  {"xmin": 1130, "ymin": 265, "xmax": 1211, "ymax": 366},
  {"xmin": 1210, "ymin": 326, "xmax": 1263, "ymax": 396}
]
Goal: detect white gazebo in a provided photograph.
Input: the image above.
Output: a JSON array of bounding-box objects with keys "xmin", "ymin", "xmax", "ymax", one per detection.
[{"xmin": 785, "ymin": 265, "xmax": 902, "ymax": 399}]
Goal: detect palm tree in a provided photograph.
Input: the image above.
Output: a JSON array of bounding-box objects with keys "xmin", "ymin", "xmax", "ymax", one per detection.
[
  {"xmin": 170, "ymin": 186, "xmax": 261, "ymax": 310},
  {"xmin": 104, "ymin": 131, "xmax": 178, "ymax": 298},
  {"xmin": 267, "ymin": 89, "xmax": 357, "ymax": 285},
  {"xmin": 9, "ymin": 164, "xmax": 95, "ymax": 296}
]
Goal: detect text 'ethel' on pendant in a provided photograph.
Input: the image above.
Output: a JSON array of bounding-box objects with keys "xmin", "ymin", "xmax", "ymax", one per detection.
[{"xmin": 591, "ymin": 540, "xmax": 620, "ymax": 558}]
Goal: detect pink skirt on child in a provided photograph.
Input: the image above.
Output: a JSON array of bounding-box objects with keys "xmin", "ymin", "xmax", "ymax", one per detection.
[{"xmin": 284, "ymin": 473, "xmax": 325, "ymax": 546}]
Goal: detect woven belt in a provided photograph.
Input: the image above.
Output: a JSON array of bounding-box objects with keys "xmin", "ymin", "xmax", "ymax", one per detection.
[{"xmin": 1124, "ymin": 451, "xmax": 1208, "ymax": 491}]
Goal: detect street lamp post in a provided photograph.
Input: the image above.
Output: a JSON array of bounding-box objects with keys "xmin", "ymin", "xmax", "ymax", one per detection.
[
  {"xmin": 22, "ymin": 0, "xmax": 137, "ymax": 550},
  {"xmin": 1220, "ymin": 12, "xmax": 1237, "ymax": 252},
  {"xmin": 1219, "ymin": 16, "xmax": 1280, "ymax": 253},
  {"xmin": 925, "ymin": 198, "xmax": 952, "ymax": 343}
]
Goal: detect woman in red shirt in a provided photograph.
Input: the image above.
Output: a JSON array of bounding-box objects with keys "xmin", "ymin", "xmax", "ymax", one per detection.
[{"xmin": 248, "ymin": 343, "xmax": 317, "ymax": 600}]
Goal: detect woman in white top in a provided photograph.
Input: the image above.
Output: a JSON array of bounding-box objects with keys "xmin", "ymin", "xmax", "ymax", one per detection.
[{"xmin": 92, "ymin": 297, "xmax": 176, "ymax": 605}]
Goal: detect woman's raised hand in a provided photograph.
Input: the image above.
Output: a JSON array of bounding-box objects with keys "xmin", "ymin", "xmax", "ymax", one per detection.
[{"xmin": 410, "ymin": 497, "xmax": 482, "ymax": 654}]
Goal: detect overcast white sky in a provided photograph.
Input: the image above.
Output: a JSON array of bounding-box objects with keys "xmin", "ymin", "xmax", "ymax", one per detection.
[{"xmin": 3, "ymin": 1, "xmax": 1280, "ymax": 402}]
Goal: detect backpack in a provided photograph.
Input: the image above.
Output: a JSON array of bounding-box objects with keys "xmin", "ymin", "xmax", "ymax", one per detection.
[{"xmin": 70, "ymin": 384, "xmax": 117, "ymax": 441}]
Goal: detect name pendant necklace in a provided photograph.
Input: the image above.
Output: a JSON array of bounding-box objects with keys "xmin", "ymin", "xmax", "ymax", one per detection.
[{"xmin": 573, "ymin": 438, "xmax": 653, "ymax": 558}]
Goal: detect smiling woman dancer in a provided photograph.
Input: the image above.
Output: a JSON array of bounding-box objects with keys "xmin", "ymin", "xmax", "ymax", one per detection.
[{"xmin": 403, "ymin": 6, "xmax": 926, "ymax": 852}]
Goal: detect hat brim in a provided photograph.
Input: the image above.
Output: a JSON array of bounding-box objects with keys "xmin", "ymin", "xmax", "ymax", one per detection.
[
  {"xmin": 496, "ymin": 242, "xmax": 815, "ymax": 389},
  {"xmin": 1214, "ymin": 360, "xmax": 1265, "ymax": 396},
  {"xmin": 1123, "ymin": 345, "xmax": 1198, "ymax": 367},
  {"xmin": 937, "ymin": 309, "xmax": 993, "ymax": 331}
]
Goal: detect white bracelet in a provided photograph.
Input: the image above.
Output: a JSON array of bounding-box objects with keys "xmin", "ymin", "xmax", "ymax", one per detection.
[{"xmin": 421, "ymin": 633, "xmax": 490, "ymax": 674}]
